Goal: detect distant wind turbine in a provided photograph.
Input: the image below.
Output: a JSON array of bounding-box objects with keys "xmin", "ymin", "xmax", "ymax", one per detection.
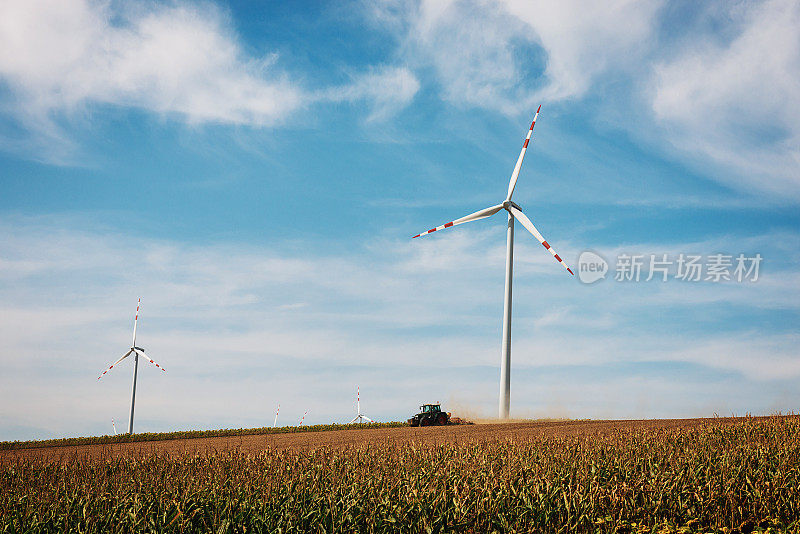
[
  {"xmin": 412, "ymin": 107, "xmax": 573, "ymax": 419},
  {"xmin": 349, "ymin": 386, "xmax": 374, "ymax": 424},
  {"xmin": 97, "ymin": 298, "xmax": 166, "ymax": 434}
]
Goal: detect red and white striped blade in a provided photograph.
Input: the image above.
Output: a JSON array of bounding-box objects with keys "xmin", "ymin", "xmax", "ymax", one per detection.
[
  {"xmin": 97, "ymin": 349, "xmax": 133, "ymax": 380},
  {"xmin": 133, "ymin": 349, "xmax": 166, "ymax": 372},
  {"xmin": 131, "ymin": 298, "xmax": 140, "ymax": 347},
  {"xmin": 508, "ymin": 206, "xmax": 573, "ymax": 275},
  {"xmin": 412, "ymin": 204, "xmax": 503, "ymax": 238},
  {"xmin": 506, "ymin": 106, "xmax": 541, "ymax": 202}
]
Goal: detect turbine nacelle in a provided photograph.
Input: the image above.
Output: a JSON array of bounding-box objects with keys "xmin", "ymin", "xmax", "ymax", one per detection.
[{"xmin": 502, "ymin": 200, "xmax": 522, "ymax": 212}]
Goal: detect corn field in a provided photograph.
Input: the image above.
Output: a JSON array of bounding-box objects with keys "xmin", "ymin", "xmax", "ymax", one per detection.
[{"xmin": 2, "ymin": 416, "xmax": 798, "ymax": 533}]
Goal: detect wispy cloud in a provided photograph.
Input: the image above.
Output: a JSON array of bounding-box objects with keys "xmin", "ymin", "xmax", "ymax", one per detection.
[
  {"xmin": 321, "ymin": 65, "xmax": 420, "ymax": 121},
  {"xmin": 1, "ymin": 216, "xmax": 798, "ymax": 438},
  {"xmin": 649, "ymin": 0, "xmax": 800, "ymax": 200}
]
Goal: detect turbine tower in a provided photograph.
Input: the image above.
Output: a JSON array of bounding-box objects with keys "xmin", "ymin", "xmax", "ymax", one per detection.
[
  {"xmin": 349, "ymin": 386, "xmax": 374, "ymax": 424},
  {"xmin": 412, "ymin": 107, "xmax": 573, "ymax": 419},
  {"xmin": 97, "ymin": 298, "xmax": 166, "ymax": 434}
]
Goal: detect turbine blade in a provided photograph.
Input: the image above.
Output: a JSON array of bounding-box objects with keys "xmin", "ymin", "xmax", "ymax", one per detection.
[
  {"xmin": 362, "ymin": 416, "xmax": 374, "ymax": 423},
  {"xmin": 412, "ymin": 204, "xmax": 503, "ymax": 238},
  {"xmin": 349, "ymin": 415, "xmax": 360, "ymax": 424},
  {"xmin": 132, "ymin": 298, "xmax": 140, "ymax": 347},
  {"xmin": 133, "ymin": 349, "xmax": 166, "ymax": 372},
  {"xmin": 506, "ymin": 106, "xmax": 541, "ymax": 202},
  {"xmin": 97, "ymin": 349, "xmax": 133, "ymax": 380},
  {"xmin": 508, "ymin": 206, "xmax": 573, "ymax": 275}
]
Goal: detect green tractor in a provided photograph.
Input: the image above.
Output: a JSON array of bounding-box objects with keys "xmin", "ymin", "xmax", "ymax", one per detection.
[{"xmin": 408, "ymin": 403, "xmax": 450, "ymax": 427}]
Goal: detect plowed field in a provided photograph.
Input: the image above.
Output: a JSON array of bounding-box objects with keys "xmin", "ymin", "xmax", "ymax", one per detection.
[{"xmin": 1, "ymin": 416, "xmax": 754, "ymax": 465}]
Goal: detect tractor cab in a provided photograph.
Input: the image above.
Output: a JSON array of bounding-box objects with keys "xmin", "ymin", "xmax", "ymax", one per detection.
[{"xmin": 420, "ymin": 404, "xmax": 441, "ymax": 414}]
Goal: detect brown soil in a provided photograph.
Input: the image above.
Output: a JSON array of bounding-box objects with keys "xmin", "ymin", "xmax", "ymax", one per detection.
[{"xmin": 0, "ymin": 417, "xmax": 757, "ymax": 466}]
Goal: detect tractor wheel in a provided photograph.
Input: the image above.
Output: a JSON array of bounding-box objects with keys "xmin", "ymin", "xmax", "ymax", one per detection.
[
  {"xmin": 419, "ymin": 417, "xmax": 430, "ymax": 427},
  {"xmin": 436, "ymin": 413, "xmax": 448, "ymax": 426}
]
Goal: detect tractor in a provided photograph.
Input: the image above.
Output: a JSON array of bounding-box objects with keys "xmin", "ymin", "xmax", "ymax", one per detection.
[{"xmin": 408, "ymin": 403, "xmax": 450, "ymax": 427}]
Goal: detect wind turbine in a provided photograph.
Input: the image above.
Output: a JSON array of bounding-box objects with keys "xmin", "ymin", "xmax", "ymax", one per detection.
[
  {"xmin": 348, "ymin": 386, "xmax": 374, "ymax": 424},
  {"xmin": 412, "ymin": 107, "xmax": 573, "ymax": 419},
  {"xmin": 97, "ymin": 298, "xmax": 166, "ymax": 434}
]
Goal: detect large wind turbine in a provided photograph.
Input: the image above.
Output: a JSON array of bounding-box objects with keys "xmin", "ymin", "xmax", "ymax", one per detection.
[
  {"xmin": 412, "ymin": 107, "xmax": 573, "ymax": 419},
  {"xmin": 97, "ymin": 298, "xmax": 166, "ymax": 434}
]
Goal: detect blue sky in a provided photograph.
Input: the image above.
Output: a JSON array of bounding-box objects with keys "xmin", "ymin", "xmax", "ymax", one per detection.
[{"xmin": 1, "ymin": 0, "xmax": 799, "ymax": 440}]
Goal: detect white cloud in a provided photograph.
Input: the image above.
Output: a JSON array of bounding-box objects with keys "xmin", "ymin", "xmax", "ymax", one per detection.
[
  {"xmin": 0, "ymin": 0, "xmax": 418, "ymax": 160},
  {"xmin": 0, "ymin": 0, "xmax": 302, "ymax": 126},
  {"xmin": 363, "ymin": 1, "xmax": 800, "ymax": 203},
  {"xmin": 502, "ymin": 0, "xmax": 662, "ymax": 104},
  {"xmin": 370, "ymin": 0, "xmax": 662, "ymax": 112},
  {"xmin": 650, "ymin": 0, "xmax": 800, "ymax": 200}
]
